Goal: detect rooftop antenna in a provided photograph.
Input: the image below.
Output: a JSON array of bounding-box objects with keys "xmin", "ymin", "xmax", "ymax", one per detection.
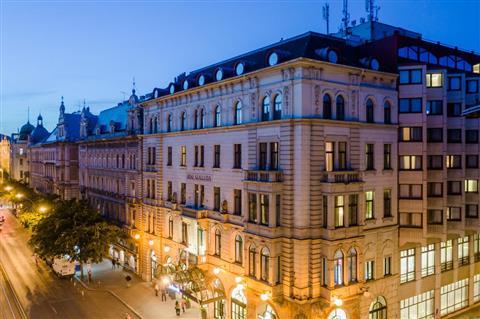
[
  {"xmin": 27, "ymin": 106, "xmax": 30, "ymax": 123},
  {"xmin": 365, "ymin": 0, "xmax": 380, "ymax": 21},
  {"xmin": 342, "ymin": 0, "xmax": 350, "ymax": 34},
  {"xmin": 322, "ymin": 2, "xmax": 330, "ymax": 34}
]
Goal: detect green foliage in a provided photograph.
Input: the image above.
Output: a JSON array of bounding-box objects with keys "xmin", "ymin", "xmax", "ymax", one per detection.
[{"xmin": 29, "ymin": 199, "xmax": 125, "ymax": 264}]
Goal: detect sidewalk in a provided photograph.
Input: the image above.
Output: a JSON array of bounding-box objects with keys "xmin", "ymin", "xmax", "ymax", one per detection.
[{"xmin": 76, "ymin": 259, "xmax": 202, "ymax": 319}]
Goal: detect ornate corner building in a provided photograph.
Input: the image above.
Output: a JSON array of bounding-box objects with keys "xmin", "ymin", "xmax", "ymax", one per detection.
[{"xmin": 22, "ymin": 20, "xmax": 480, "ymax": 319}]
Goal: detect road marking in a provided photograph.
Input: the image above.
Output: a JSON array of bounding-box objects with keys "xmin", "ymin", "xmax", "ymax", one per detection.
[
  {"xmin": 49, "ymin": 303, "xmax": 58, "ymax": 314},
  {"xmin": 0, "ymin": 274, "xmax": 17, "ymax": 319}
]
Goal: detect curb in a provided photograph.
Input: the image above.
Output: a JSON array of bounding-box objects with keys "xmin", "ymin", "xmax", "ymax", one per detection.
[{"xmin": 74, "ymin": 276, "xmax": 144, "ymax": 319}]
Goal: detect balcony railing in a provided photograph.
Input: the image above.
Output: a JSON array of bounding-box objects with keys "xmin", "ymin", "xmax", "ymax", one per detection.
[
  {"xmin": 244, "ymin": 170, "xmax": 283, "ymax": 183},
  {"xmin": 182, "ymin": 206, "xmax": 207, "ymax": 219},
  {"xmin": 321, "ymin": 171, "xmax": 362, "ymax": 184},
  {"xmin": 145, "ymin": 165, "xmax": 157, "ymax": 172}
]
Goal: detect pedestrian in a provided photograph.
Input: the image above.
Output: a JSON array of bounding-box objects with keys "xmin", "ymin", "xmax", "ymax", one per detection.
[
  {"xmin": 88, "ymin": 269, "xmax": 92, "ymax": 283},
  {"xmin": 161, "ymin": 288, "xmax": 167, "ymax": 302},
  {"xmin": 175, "ymin": 301, "xmax": 181, "ymax": 316},
  {"xmin": 154, "ymin": 282, "xmax": 159, "ymax": 297},
  {"xmin": 181, "ymin": 298, "xmax": 186, "ymax": 313},
  {"xmin": 112, "ymin": 258, "xmax": 116, "ymax": 269}
]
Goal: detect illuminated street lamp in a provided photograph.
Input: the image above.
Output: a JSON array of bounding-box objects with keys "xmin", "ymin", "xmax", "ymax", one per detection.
[
  {"xmin": 213, "ymin": 267, "xmax": 221, "ymax": 275},
  {"xmin": 260, "ymin": 292, "xmax": 270, "ymax": 301},
  {"xmin": 38, "ymin": 206, "xmax": 48, "ymax": 213},
  {"xmin": 164, "ymin": 245, "xmax": 171, "ymax": 253},
  {"xmin": 148, "ymin": 239, "xmax": 154, "ymax": 246},
  {"xmin": 4, "ymin": 185, "xmax": 12, "ymax": 192},
  {"xmin": 15, "ymin": 193, "xmax": 24, "ymax": 199},
  {"xmin": 134, "ymin": 233, "xmax": 140, "ymax": 240},
  {"xmin": 332, "ymin": 296, "xmax": 343, "ymax": 307}
]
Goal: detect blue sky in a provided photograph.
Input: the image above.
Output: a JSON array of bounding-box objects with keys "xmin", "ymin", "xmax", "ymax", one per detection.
[{"xmin": 1, "ymin": 0, "xmax": 479, "ymax": 135}]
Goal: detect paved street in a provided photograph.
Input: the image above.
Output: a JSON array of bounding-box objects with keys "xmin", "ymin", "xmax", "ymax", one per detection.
[
  {"xmin": 0, "ymin": 258, "xmax": 24, "ymax": 319},
  {"xmin": 0, "ymin": 208, "xmax": 139, "ymax": 319}
]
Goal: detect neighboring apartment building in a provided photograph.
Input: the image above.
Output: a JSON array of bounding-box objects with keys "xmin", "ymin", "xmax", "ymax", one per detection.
[
  {"xmin": 137, "ymin": 31, "xmax": 399, "ymax": 319},
  {"xmin": 0, "ymin": 134, "xmax": 11, "ymax": 181},
  {"xmin": 78, "ymin": 90, "xmax": 144, "ymax": 272},
  {"xmin": 10, "ymin": 120, "xmax": 34, "ymax": 182},
  {"xmin": 29, "ymin": 99, "xmax": 93, "ymax": 200}
]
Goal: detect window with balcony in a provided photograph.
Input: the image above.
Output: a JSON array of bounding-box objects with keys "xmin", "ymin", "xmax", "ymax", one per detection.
[
  {"xmin": 213, "ymin": 229, "xmax": 222, "ymax": 258},
  {"xmin": 270, "ymin": 142, "xmax": 279, "ymax": 170},
  {"xmin": 447, "ymin": 181, "xmax": 462, "ymax": 195},
  {"xmin": 466, "ymin": 204, "xmax": 478, "ymax": 218},
  {"xmin": 427, "ymin": 128, "xmax": 443, "ymax": 142},
  {"xmin": 365, "ymin": 260, "xmax": 374, "ymax": 281},
  {"xmin": 440, "ymin": 240, "xmax": 453, "ymax": 271},
  {"xmin": 384, "ymin": 189, "xmax": 392, "ymax": 217},
  {"xmin": 440, "ymin": 279, "xmax": 469, "ymax": 316},
  {"xmin": 399, "ymin": 127, "xmax": 422, "ymax": 142},
  {"xmin": 258, "ymin": 143, "xmax": 267, "ymax": 170},
  {"xmin": 366, "ymin": 144, "xmax": 375, "ymax": 170},
  {"xmin": 167, "ymin": 114, "xmax": 172, "ymax": 132},
  {"xmin": 365, "ymin": 191, "xmax": 374, "ymax": 220},
  {"xmin": 426, "ymin": 100, "xmax": 443, "ymax": 115},
  {"xmin": 180, "ymin": 112, "xmax": 186, "ymax": 131},
  {"xmin": 194, "ymin": 184, "xmax": 204, "ymax": 208},
  {"xmin": 334, "ymin": 250, "xmax": 344, "ymax": 286},
  {"xmin": 399, "ymin": 69, "xmax": 422, "ymax": 84},
  {"xmin": 338, "ymin": 142, "xmax": 347, "ymax": 170},
  {"xmin": 334, "ymin": 196, "xmax": 344, "ymax": 227},
  {"xmin": 348, "ymin": 194, "xmax": 358, "ymax": 226},
  {"xmin": 325, "ymin": 142, "xmax": 334, "ymax": 172},
  {"xmin": 180, "ymin": 183, "xmax": 186, "ymax": 204},
  {"xmin": 234, "ymin": 189, "xmax": 242, "ymax": 216},
  {"xmin": 426, "ymin": 72, "xmax": 443, "ymax": 87},
  {"xmin": 399, "ymin": 155, "xmax": 422, "ymax": 170},
  {"xmin": 248, "ymin": 193, "xmax": 257, "ymax": 223},
  {"xmin": 323, "ymin": 94, "xmax": 332, "ymax": 119},
  {"xmin": 199, "ymin": 108, "xmax": 205, "ymax": 129},
  {"xmin": 167, "ymin": 181, "xmax": 173, "ymax": 201},
  {"xmin": 474, "ymin": 274, "xmax": 480, "ymax": 303},
  {"xmin": 447, "ymin": 103, "xmax": 462, "ymax": 117},
  {"xmin": 458, "ymin": 236, "xmax": 469, "ymax": 266},
  {"xmin": 427, "ymin": 182, "xmax": 443, "ymax": 197},
  {"xmin": 213, "ymin": 145, "xmax": 221, "ymax": 168},
  {"xmin": 383, "ymin": 144, "xmax": 391, "ymax": 169},
  {"xmin": 421, "ymin": 244, "xmax": 435, "ymax": 277},
  {"xmin": 399, "ymin": 98, "xmax": 422, "ymax": 113},
  {"xmin": 446, "ymin": 155, "xmax": 461, "ymax": 169},
  {"xmin": 213, "ymin": 187, "xmax": 221, "ymax": 211},
  {"xmin": 233, "ymin": 144, "xmax": 242, "ymax": 169},
  {"xmin": 180, "ymin": 146, "xmax": 187, "ymax": 167},
  {"xmin": 400, "ymin": 248, "xmax": 415, "ymax": 283},
  {"xmin": 260, "ymin": 194, "xmax": 269, "ymax": 226},
  {"xmin": 348, "ymin": 248, "xmax": 357, "ymax": 283},
  {"xmin": 447, "ymin": 129, "xmax": 462, "ymax": 143},
  {"xmin": 448, "ymin": 76, "xmax": 461, "ymax": 91}
]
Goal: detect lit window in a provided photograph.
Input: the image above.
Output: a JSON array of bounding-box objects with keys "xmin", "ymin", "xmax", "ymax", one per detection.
[
  {"xmin": 365, "ymin": 260, "xmax": 374, "ymax": 281},
  {"xmin": 421, "ymin": 244, "xmax": 435, "ymax": 277},
  {"xmin": 365, "ymin": 191, "xmax": 374, "ymax": 219},
  {"xmin": 426, "ymin": 73, "xmax": 442, "ymax": 87},
  {"xmin": 465, "ymin": 179, "xmax": 478, "ymax": 193},
  {"xmin": 399, "ymin": 155, "xmax": 422, "ymax": 170},
  {"xmin": 234, "ymin": 101, "xmax": 242, "ymax": 125},
  {"xmin": 334, "ymin": 196, "xmax": 344, "ymax": 227},
  {"xmin": 440, "ymin": 279, "xmax": 469, "ymax": 316},
  {"xmin": 400, "ymin": 290, "xmax": 434, "ymax": 319},
  {"xmin": 400, "ymin": 248, "xmax": 415, "ymax": 283},
  {"xmin": 457, "ymin": 236, "xmax": 469, "ymax": 266},
  {"xmin": 440, "ymin": 240, "xmax": 453, "ymax": 271},
  {"xmin": 333, "ymin": 250, "xmax": 344, "ymax": 285}
]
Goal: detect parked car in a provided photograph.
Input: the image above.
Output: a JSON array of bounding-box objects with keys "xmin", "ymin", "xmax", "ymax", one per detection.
[{"xmin": 52, "ymin": 256, "xmax": 76, "ymax": 278}]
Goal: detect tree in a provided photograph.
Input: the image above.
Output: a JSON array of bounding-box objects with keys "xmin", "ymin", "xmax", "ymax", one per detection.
[{"xmin": 29, "ymin": 199, "xmax": 125, "ymax": 277}]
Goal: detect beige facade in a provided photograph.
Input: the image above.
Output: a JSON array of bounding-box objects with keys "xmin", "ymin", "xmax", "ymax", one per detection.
[{"xmin": 0, "ymin": 135, "xmax": 10, "ymax": 181}]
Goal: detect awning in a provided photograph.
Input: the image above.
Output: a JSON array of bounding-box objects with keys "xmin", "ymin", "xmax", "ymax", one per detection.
[{"xmin": 462, "ymin": 104, "xmax": 480, "ymax": 118}]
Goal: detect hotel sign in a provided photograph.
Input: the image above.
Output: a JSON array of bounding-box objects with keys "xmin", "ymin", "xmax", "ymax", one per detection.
[{"xmin": 186, "ymin": 173, "xmax": 212, "ymax": 182}]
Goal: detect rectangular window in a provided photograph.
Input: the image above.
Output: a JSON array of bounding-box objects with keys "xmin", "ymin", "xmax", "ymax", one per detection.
[
  {"xmin": 426, "ymin": 100, "xmax": 443, "ymax": 115},
  {"xmin": 338, "ymin": 142, "xmax": 347, "ymax": 170},
  {"xmin": 440, "ymin": 240, "xmax": 453, "ymax": 271},
  {"xmin": 383, "ymin": 144, "xmax": 391, "ymax": 169},
  {"xmin": 200, "ymin": 145, "xmax": 204, "ymax": 167},
  {"xmin": 440, "ymin": 279, "xmax": 468, "ymax": 316},
  {"xmin": 248, "ymin": 193, "xmax": 257, "ymax": 223},
  {"xmin": 334, "ymin": 195, "xmax": 344, "ymax": 227},
  {"xmin": 466, "ymin": 129, "xmax": 479, "ymax": 143},
  {"xmin": 447, "ymin": 129, "xmax": 462, "ymax": 143},
  {"xmin": 399, "ymin": 127, "xmax": 422, "ymax": 142},
  {"xmin": 365, "ymin": 191, "xmax": 374, "ymax": 220},
  {"xmin": 259, "ymin": 143, "xmax": 267, "ymax": 170},
  {"xmin": 400, "ymin": 248, "xmax": 415, "ymax": 283},
  {"xmin": 427, "ymin": 182, "xmax": 443, "ymax": 197},
  {"xmin": 180, "ymin": 183, "xmax": 186, "ymax": 204},
  {"xmin": 213, "ymin": 187, "xmax": 221, "ymax": 211},
  {"xmin": 348, "ymin": 194, "xmax": 358, "ymax": 226},
  {"xmin": 383, "ymin": 189, "xmax": 392, "ymax": 217},
  {"xmin": 194, "ymin": 145, "xmax": 199, "ymax": 167},
  {"xmin": 325, "ymin": 142, "xmax": 334, "ymax": 172},
  {"xmin": 167, "ymin": 146, "xmax": 172, "ymax": 166},
  {"xmin": 427, "ymin": 209, "xmax": 443, "ymax": 225},
  {"xmin": 167, "ymin": 181, "xmax": 173, "ymax": 201},
  {"xmin": 446, "ymin": 155, "xmax": 462, "ymax": 169},
  {"xmin": 399, "ymin": 155, "xmax": 422, "ymax": 170},
  {"xmin": 400, "ymin": 290, "xmax": 434, "ymax": 319},
  {"xmin": 399, "ymin": 184, "xmax": 422, "ymax": 199},
  {"xmin": 180, "ymin": 146, "xmax": 187, "ymax": 167},
  {"xmin": 181, "ymin": 222, "xmax": 188, "ymax": 245},
  {"xmin": 399, "ymin": 69, "xmax": 422, "ymax": 84},
  {"xmin": 466, "ymin": 155, "xmax": 479, "ymax": 168},
  {"xmin": 234, "ymin": 189, "xmax": 242, "ymax": 216},
  {"xmin": 448, "ymin": 76, "xmax": 461, "ymax": 91},
  {"xmin": 446, "ymin": 207, "xmax": 461, "ymax": 221},
  {"xmin": 447, "ymin": 103, "xmax": 462, "ymax": 117},
  {"xmin": 447, "ymin": 181, "xmax": 462, "ymax": 195},
  {"xmin": 323, "ymin": 195, "xmax": 328, "ymax": 228},
  {"xmin": 213, "ymin": 145, "xmax": 221, "ymax": 168},
  {"xmin": 270, "ymin": 142, "xmax": 279, "ymax": 170},
  {"xmin": 421, "ymin": 244, "xmax": 435, "ymax": 277},
  {"xmin": 457, "ymin": 236, "xmax": 469, "ymax": 266},
  {"xmin": 260, "ymin": 194, "xmax": 269, "ymax": 226},
  {"xmin": 233, "ymin": 144, "xmax": 242, "ymax": 169},
  {"xmin": 474, "ymin": 274, "xmax": 480, "ymax": 303},
  {"xmin": 467, "ymin": 79, "xmax": 479, "ymax": 93},
  {"xmin": 365, "ymin": 260, "xmax": 374, "ymax": 281},
  {"xmin": 465, "ymin": 179, "xmax": 478, "ymax": 193},
  {"xmin": 365, "ymin": 144, "xmax": 374, "ymax": 170},
  {"xmin": 384, "ymin": 256, "xmax": 391, "ymax": 276},
  {"xmin": 399, "ymin": 98, "xmax": 422, "ymax": 113},
  {"xmin": 426, "ymin": 72, "xmax": 442, "ymax": 87},
  {"xmin": 427, "ymin": 128, "xmax": 443, "ymax": 142},
  {"xmin": 466, "ymin": 204, "xmax": 478, "ymax": 218}
]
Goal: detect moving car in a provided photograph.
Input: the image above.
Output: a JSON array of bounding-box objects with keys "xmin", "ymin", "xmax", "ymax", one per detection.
[{"xmin": 52, "ymin": 256, "xmax": 76, "ymax": 277}]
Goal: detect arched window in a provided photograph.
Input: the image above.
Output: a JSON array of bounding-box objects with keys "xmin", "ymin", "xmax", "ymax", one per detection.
[
  {"xmin": 149, "ymin": 118, "xmax": 154, "ymax": 133},
  {"xmin": 323, "ymin": 94, "xmax": 332, "ymax": 119},
  {"xmin": 214, "ymin": 106, "xmax": 221, "ymax": 127},
  {"xmin": 235, "ymin": 101, "xmax": 243, "ymax": 125},
  {"xmin": 231, "ymin": 286, "xmax": 247, "ymax": 319},
  {"xmin": 214, "ymin": 229, "xmax": 221, "ymax": 257},
  {"xmin": 384, "ymin": 101, "xmax": 391, "ymax": 124},
  {"xmin": 366, "ymin": 99, "xmax": 374, "ymax": 123},
  {"xmin": 262, "ymin": 96, "xmax": 270, "ymax": 121},
  {"xmin": 261, "ymin": 247, "xmax": 270, "ymax": 282},
  {"xmin": 200, "ymin": 108, "xmax": 205, "ymax": 129},
  {"xmin": 369, "ymin": 296, "xmax": 387, "ymax": 319},
  {"xmin": 167, "ymin": 114, "xmax": 172, "ymax": 132},
  {"xmin": 154, "ymin": 117, "xmax": 158, "ymax": 133},
  {"xmin": 273, "ymin": 94, "xmax": 282, "ymax": 120},
  {"xmin": 336, "ymin": 95, "xmax": 345, "ymax": 120},
  {"xmin": 168, "ymin": 217, "xmax": 173, "ymax": 238},
  {"xmin": 180, "ymin": 112, "xmax": 186, "ymax": 131},
  {"xmin": 348, "ymin": 248, "xmax": 357, "ymax": 283},
  {"xmin": 193, "ymin": 110, "xmax": 198, "ymax": 129},
  {"xmin": 249, "ymin": 245, "xmax": 256, "ymax": 276},
  {"xmin": 334, "ymin": 250, "xmax": 344, "ymax": 286},
  {"xmin": 235, "ymin": 235, "xmax": 243, "ymax": 264},
  {"xmin": 327, "ymin": 309, "xmax": 347, "ymax": 319}
]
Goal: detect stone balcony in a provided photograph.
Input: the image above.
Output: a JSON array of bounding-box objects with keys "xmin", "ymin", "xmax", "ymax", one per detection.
[
  {"xmin": 244, "ymin": 170, "xmax": 283, "ymax": 183},
  {"xmin": 320, "ymin": 170, "xmax": 363, "ymax": 184},
  {"xmin": 181, "ymin": 206, "xmax": 208, "ymax": 220}
]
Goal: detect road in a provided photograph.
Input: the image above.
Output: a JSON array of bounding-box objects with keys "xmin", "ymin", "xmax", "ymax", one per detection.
[{"xmin": 0, "ymin": 208, "xmax": 139, "ymax": 319}]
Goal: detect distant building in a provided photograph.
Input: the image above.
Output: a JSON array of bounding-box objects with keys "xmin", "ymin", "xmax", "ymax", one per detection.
[
  {"xmin": 0, "ymin": 134, "xmax": 11, "ymax": 181},
  {"xmin": 10, "ymin": 120, "xmax": 34, "ymax": 182}
]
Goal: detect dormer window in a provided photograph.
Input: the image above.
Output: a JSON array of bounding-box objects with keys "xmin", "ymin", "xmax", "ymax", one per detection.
[
  {"xmin": 370, "ymin": 58, "xmax": 380, "ymax": 70},
  {"xmin": 268, "ymin": 52, "xmax": 279, "ymax": 66},
  {"xmin": 235, "ymin": 62, "xmax": 245, "ymax": 76},
  {"xmin": 169, "ymin": 84, "xmax": 175, "ymax": 94},
  {"xmin": 198, "ymin": 75, "xmax": 205, "ymax": 86},
  {"xmin": 215, "ymin": 68, "xmax": 223, "ymax": 81},
  {"xmin": 328, "ymin": 50, "xmax": 338, "ymax": 63},
  {"xmin": 316, "ymin": 47, "xmax": 338, "ymax": 64},
  {"xmin": 183, "ymin": 80, "xmax": 189, "ymax": 90}
]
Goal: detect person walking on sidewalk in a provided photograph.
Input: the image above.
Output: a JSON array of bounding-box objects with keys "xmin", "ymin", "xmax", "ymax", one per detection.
[
  {"xmin": 112, "ymin": 258, "xmax": 116, "ymax": 269},
  {"xmin": 161, "ymin": 288, "xmax": 167, "ymax": 301},
  {"xmin": 181, "ymin": 298, "xmax": 186, "ymax": 313},
  {"xmin": 175, "ymin": 301, "xmax": 181, "ymax": 316},
  {"xmin": 154, "ymin": 282, "xmax": 159, "ymax": 297}
]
